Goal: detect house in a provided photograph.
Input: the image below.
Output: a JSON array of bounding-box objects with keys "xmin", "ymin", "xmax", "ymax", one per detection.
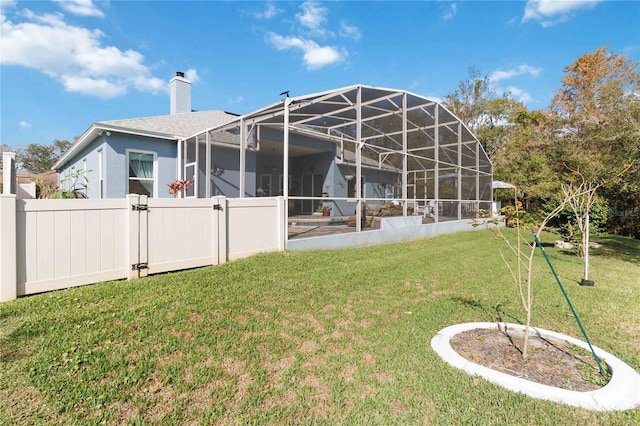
[
  {"xmin": 55, "ymin": 73, "xmax": 493, "ymax": 223},
  {"xmin": 54, "ymin": 72, "xmax": 244, "ymax": 199}
]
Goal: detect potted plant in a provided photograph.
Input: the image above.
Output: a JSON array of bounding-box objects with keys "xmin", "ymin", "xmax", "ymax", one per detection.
[
  {"xmin": 167, "ymin": 179, "xmax": 192, "ymax": 198},
  {"xmin": 317, "ymin": 203, "xmax": 331, "ymax": 216}
]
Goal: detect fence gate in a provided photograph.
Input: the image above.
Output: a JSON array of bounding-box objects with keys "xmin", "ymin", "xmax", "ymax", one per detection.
[
  {"xmin": 130, "ymin": 195, "xmax": 150, "ymax": 278},
  {"xmin": 128, "ymin": 195, "xmax": 225, "ymax": 279}
]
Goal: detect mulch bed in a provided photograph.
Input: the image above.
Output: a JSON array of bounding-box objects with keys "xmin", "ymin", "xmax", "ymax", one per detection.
[{"xmin": 450, "ymin": 326, "xmax": 610, "ymax": 392}]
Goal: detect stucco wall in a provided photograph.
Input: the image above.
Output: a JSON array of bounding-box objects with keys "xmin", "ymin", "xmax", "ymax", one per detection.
[
  {"xmin": 60, "ymin": 133, "xmax": 178, "ymax": 198},
  {"xmin": 58, "ymin": 136, "xmax": 106, "ymax": 199},
  {"xmin": 286, "ymin": 218, "xmax": 483, "ymax": 251},
  {"xmin": 108, "ymin": 134, "xmax": 177, "ymax": 198},
  {"xmin": 197, "ymin": 144, "xmax": 257, "ymax": 198}
]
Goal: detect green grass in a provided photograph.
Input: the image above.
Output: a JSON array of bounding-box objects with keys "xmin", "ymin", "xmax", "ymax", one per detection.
[{"xmin": 1, "ymin": 229, "xmax": 639, "ymax": 425}]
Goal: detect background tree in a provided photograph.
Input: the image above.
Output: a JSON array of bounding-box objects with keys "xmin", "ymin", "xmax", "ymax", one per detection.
[
  {"xmin": 17, "ymin": 139, "xmax": 72, "ymax": 173},
  {"xmin": 443, "ymin": 67, "xmax": 527, "ymax": 158},
  {"xmin": 491, "ymin": 109, "xmax": 558, "ymax": 211},
  {"xmin": 449, "ymin": 48, "xmax": 640, "ymax": 238},
  {"xmin": 443, "ymin": 66, "xmax": 494, "ymax": 132},
  {"xmin": 473, "ymin": 96, "xmax": 526, "ymax": 158},
  {"xmin": 0, "ymin": 143, "xmax": 15, "ymax": 153},
  {"xmin": 549, "ymin": 47, "xmax": 639, "ymax": 237}
]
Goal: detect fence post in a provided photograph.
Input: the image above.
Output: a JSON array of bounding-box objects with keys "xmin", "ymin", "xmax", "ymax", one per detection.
[
  {"xmin": 1, "ymin": 151, "xmax": 17, "ymax": 301},
  {"xmin": 214, "ymin": 196, "xmax": 228, "ymax": 265},
  {"xmin": 127, "ymin": 194, "xmax": 140, "ymax": 280},
  {"xmin": 2, "ymin": 151, "xmax": 17, "ymax": 195},
  {"xmin": 277, "ymin": 196, "xmax": 286, "ymax": 251}
]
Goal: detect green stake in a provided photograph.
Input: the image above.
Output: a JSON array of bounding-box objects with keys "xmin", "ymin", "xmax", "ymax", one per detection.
[{"xmin": 532, "ymin": 231, "xmax": 605, "ymax": 375}]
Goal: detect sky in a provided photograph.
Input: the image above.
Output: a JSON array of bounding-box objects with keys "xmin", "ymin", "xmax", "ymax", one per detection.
[{"xmin": 1, "ymin": 0, "xmax": 639, "ymax": 148}]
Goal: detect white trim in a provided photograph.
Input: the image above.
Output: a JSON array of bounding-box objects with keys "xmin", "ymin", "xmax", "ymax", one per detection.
[
  {"xmin": 184, "ymin": 162, "xmax": 197, "ymax": 198},
  {"xmin": 83, "ymin": 158, "xmax": 88, "ymax": 197},
  {"xmin": 98, "ymin": 148, "xmax": 104, "ymax": 198},
  {"xmin": 54, "ymin": 123, "xmax": 176, "ymax": 170},
  {"xmin": 126, "ymin": 148, "xmax": 157, "ymax": 198}
]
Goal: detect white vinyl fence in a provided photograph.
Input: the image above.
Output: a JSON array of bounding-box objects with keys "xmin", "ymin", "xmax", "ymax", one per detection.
[
  {"xmin": 1, "ymin": 184, "xmax": 286, "ymax": 301},
  {"xmin": 16, "ymin": 198, "xmax": 131, "ymax": 296}
]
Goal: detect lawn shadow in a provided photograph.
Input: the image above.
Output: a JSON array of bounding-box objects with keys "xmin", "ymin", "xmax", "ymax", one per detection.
[
  {"xmin": 449, "ymin": 296, "xmax": 523, "ymax": 325},
  {"xmin": 590, "ymin": 235, "xmax": 640, "ymax": 266}
]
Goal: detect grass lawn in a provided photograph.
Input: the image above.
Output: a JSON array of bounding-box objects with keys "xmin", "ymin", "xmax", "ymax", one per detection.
[{"xmin": 1, "ymin": 229, "xmax": 639, "ymax": 425}]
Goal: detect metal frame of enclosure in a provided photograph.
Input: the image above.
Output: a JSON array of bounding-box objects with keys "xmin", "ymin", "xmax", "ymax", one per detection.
[{"xmin": 180, "ymin": 85, "xmax": 493, "ymax": 239}]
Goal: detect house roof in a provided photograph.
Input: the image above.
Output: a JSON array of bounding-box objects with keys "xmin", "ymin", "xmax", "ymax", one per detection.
[
  {"xmin": 99, "ymin": 110, "xmax": 238, "ymax": 139},
  {"xmin": 54, "ymin": 110, "xmax": 238, "ymax": 170}
]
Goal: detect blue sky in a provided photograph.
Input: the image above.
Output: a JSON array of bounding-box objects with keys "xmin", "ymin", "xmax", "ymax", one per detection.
[{"xmin": 1, "ymin": 0, "xmax": 639, "ymax": 148}]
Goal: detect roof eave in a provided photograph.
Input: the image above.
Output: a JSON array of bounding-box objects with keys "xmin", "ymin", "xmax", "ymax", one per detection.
[{"xmin": 53, "ymin": 124, "xmax": 178, "ymax": 170}]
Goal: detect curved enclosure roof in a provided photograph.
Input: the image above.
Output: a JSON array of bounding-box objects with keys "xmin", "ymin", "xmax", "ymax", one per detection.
[
  {"xmin": 184, "ymin": 85, "xmax": 492, "ymax": 226},
  {"xmin": 200, "ymin": 84, "xmax": 491, "ymax": 177}
]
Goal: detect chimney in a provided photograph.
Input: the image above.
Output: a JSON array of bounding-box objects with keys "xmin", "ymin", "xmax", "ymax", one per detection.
[{"xmin": 169, "ymin": 71, "xmax": 191, "ymax": 115}]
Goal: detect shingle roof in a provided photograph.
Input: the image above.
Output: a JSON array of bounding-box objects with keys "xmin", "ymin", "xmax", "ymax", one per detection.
[
  {"xmin": 99, "ymin": 110, "xmax": 238, "ymax": 139},
  {"xmin": 54, "ymin": 110, "xmax": 240, "ymax": 170}
]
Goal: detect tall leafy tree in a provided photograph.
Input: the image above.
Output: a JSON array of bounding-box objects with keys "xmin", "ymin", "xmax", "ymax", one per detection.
[
  {"xmin": 474, "ymin": 96, "xmax": 527, "ymax": 158},
  {"xmin": 17, "ymin": 140, "xmax": 72, "ymax": 173},
  {"xmin": 443, "ymin": 67, "xmax": 526, "ymax": 158},
  {"xmin": 443, "ymin": 66, "xmax": 494, "ymax": 131},
  {"xmin": 0, "ymin": 143, "xmax": 15, "ymax": 153},
  {"xmin": 549, "ymin": 47, "xmax": 640, "ymax": 237},
  {"xmin": 491, "ymin": 109, "xmax": 558, "ymax": 210}
]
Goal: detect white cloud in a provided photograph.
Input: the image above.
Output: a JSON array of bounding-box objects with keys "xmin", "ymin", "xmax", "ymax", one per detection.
[
  {"xmin": 443, "ymin": 3, "xmax": 457, "ymax": 21},
  {"xmin": 268, "ymin": 33, "xmax": 344, "ymax": 70},
  {"xmin": 523, "ymin": 0, "xmax": 601, "ymax": 26},
  {"xmin": 489, "ymin": 64, "xmax": 541, "ymax": 82},
  {"xmin": 339, "ymin": 20, "xmax": 361, "ymax": 41},
  {"xmin": 52, "ymin": 0, "xmax": 104, "ymax": 17},
  {"xmin": 185, "ymin": 68, "xmax": 200, "ymax": 83},
  {"xmin": 19, "ymin": 120, "xmax": 31, "ymax": 128},
  {"xmin": 254, "ymin": 2, "xmax": 280, "ymax": 20},
  {"xmin": 1, "ymin": 8, "xmax": 165, "ymax": 98},
  {"xmin": 228, "ymin": 96, "xmax": 244, "ymax": 105},
  {"xmin": 263, "ymin": 2, "xmax": 352, "ymax": 71},
  {"xmin": 296, "ymin": 1, "xmax": 328, "ymax": 36},
  {"xmin": 506, "ymin": 86, "xmax": 532, "ymax": 104},
  {"xmin": 61, "ymin": 74, "xmax": 126, "ymax": 98},
  {"xmin": 0, "ymin": 0, "xmax": 16, "ymax": 15}
]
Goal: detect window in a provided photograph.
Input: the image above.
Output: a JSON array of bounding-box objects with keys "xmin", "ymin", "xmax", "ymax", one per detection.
[{"xmin": 128, "ymin": 150, "xmax": 155, "ymax": 196}]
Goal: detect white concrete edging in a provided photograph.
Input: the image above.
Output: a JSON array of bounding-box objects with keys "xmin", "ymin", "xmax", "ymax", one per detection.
[{"xmin": 431, "ymin": 322, "xmax": 640, "ymax": 412}]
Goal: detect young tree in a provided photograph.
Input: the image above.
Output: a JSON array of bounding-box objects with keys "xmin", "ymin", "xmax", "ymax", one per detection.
[{"xmin": 477, "ymin": 189, "xmax": 568, "ymax": 358}]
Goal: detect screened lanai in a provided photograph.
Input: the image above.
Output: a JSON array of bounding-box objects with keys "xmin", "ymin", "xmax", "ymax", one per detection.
[{"xmin": 179, "ymin": 85, "xmax": 493, "ymax": 238}]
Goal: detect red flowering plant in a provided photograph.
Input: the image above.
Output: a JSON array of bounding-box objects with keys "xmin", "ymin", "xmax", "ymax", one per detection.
[{"xmin": 167, "ymin": 179, "xmax": 193, "ymax": 198}]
